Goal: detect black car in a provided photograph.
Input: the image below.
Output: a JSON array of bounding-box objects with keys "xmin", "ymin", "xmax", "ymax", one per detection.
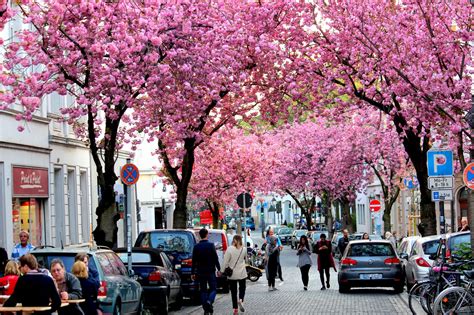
[
  {"xmin": 115, "ymin": 247, "xmax": 182, "ymax": 314},
  {"xmin": 134, "ymin": 229, "xmax": 199, "ymax": 301}
]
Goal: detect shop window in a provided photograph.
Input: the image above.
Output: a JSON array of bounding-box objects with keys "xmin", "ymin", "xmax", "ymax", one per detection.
[{"xmin": 12, "ymin": 198, "xmax": 42, "ymax": 246}]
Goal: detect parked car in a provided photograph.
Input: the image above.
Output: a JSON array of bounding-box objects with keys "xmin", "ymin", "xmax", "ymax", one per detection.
[
  {"xmin": 276, "ymin": 227, "xmax": 294, "ymax": 245},
  {"xmin": 331, "ymin": 231, "xmax": 344, "ymax": 259},
  {"xmin": 32, "ymin": 246, "xmax": 143, "ymax": 315},
  {"xmin": 194, "ymin": 228, "xmax": 229, "ymax": 292},
  {"xmin": 404, "ymin": 235, "xmax": 441, "ymax": 289},
  {"xmin": 308, "ymin": 230, "xmax": 330, "ymax": 251},
  {"xmin": 115, "ymin": 247, "xmax": 181, "ymax": 314},
  {"xmin": 290, "ymin": 230, "xmax": 308, "ymax": 249},
  {"xmin": 313, "ymin": 223, "xmax": 327, "ymax": 231},
  {"xmin": 242, "ymin": 217, "xmax": 256, "ymax": 231},
  {"xmin": 338, "ymin": 240, "xmax": 404, "ymax": 293},
  {"xmin": 397, "ymin": 236, "xmax": 420, "ymax": 288},
  {"xmin": 433, "ymin": 231, "xmax": 470, "ymax": 263},
  {"xmin": 134, "ymin": 229, "xmax": 199, "ymax": 300}
]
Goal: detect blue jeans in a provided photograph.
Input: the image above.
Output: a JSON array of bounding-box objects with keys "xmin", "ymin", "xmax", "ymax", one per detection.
[{"xmin": 199, "ymin": 273, "xmax": 217, "ymax": 307}]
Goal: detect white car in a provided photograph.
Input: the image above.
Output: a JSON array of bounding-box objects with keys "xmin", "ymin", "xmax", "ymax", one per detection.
[{"xmin": 404, "ymin": 235, "xmax": 441, "ymax": 289}]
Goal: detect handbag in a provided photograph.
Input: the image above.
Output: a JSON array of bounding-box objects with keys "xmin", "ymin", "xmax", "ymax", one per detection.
[{"xmin": 223, "ymin": 247, "xmax": 244, "ymax": 277}]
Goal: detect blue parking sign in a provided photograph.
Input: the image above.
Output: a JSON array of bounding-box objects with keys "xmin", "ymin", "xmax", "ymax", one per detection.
[{"xmin": 427, "ymin": 150, "xmax": 453, "ymax": 177}]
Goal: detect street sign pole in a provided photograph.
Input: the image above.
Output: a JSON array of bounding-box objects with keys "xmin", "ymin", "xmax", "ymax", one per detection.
[
  {"xmin": 439, "ymin": 201, "xmax": 445, "ymax": 235},
  {"xmin": 243, "ymin": 196, "xmax": 247, "ymax": 249},
  {"xmin": 125, "ymin": 159, "xmax": 132, "ymax": 275}
]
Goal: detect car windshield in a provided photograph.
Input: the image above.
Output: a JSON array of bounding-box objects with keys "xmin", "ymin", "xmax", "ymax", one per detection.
[
  {"xmin": 278, "ymin": 228, "xmax": 291, "ymax": 235},
  {"xmin": 137, "ymin": 232, "xmax": 194, "ymax": 253},
  {"xmin": 207, "ymin": 233, "xmax": 224, "ymax": 249},
  {"xmin": 296, "ymin": 230, "xmax": 307, "ymax": 236},
  {"xmin": 349, "ymin": 234, "xmax": 362, "ymax": 240},
  {"xmin": 312, "ymin": 232, "xmax": 328, "ymax": 240},
  {"xmin": 422, "ymin": 240, "xmax": 440, "ymax": 255},
  {"xmin": 369, "ymin": 235, "xmax": 382, "ymax": 240},
  {"xmin": 117, "ymin": 252, "xmax": 155, "ymax": 264},
  {"xmin": 348, "ymin": 243, "xmax": 395, "ymax": 257}
]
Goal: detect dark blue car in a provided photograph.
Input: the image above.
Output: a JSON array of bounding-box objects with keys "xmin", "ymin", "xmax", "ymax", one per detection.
[{"xmin": 134, "ymin": 229, "xmax": 200, "ymax": 301}]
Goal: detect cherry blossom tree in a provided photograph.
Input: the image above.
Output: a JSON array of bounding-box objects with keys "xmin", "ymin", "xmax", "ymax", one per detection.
[
  {"xmin": 262, "ymin": 0, "xmax": 473, "ymax": 236},
  {"xmin": 0, "ymin": 0, "xmax": 307, "ymax": 239},
  {"xmin": 190, "ymin": 128, "xmax": 270, "ymax": 228}
]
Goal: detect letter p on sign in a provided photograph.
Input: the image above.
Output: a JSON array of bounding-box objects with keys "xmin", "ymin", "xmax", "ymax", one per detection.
[{"xmin": 433, "ymin": 154, "xmax": 447, "ymax": 173}]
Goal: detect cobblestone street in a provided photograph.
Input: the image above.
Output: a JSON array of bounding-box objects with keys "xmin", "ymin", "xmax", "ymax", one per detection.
[{"xmin": 172, "ymin": 233, "xmax": 413, "ymax": 315}]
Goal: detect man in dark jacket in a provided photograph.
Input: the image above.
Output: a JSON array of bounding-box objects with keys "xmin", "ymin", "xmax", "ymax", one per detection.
[
  {"xmin": 191, "ymin": 228, "xmax": 221, "ymax": 315},
  {"xmin": 4, "ymin": 254, "xmax": 61, "ymax": 315},
  {"xmin": 51, "ymin": 258, "xmax": 83, "ymax": 315},
  {"xmin": 337, "ymin": 229, "xmax": 350, "ymax": 259}
]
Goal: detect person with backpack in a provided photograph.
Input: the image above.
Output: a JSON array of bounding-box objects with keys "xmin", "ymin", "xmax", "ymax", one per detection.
[{"xmin": 222, "ymin": 235, "xmax": 247, "ymax": 314}]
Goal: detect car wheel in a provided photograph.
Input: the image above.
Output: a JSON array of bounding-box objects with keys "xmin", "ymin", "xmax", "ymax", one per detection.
[
  {"xmin": 338, "ymin": 284, "xmax": 350, "ymax": 293},
  {"xmin": 113, "ymin": 300, "xmax": 121, "ymax": 315},
  {"xmin": 158, "ymin": 294, "xmax": 169, "ymax": 315}
]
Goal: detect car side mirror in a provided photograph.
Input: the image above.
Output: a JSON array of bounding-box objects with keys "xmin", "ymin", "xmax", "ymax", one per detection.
[{"xmin": 400, "ymin": 253, "xmax": 408, "ymax": 260}]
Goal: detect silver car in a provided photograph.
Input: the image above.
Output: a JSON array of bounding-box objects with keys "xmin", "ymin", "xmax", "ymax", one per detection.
[
  {"xmin": 338, "ymin": 240, "xmax": 404, "ymax": 293},
  {"xmin": 404, "ymin": 235, "xmax": 441, "ymax": 289},
  {"xmin": 397, "ymin": 236, "xmax": 420, "ymax": 288}
]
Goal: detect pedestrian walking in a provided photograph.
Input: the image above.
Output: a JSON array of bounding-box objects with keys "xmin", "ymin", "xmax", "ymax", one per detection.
[
  {"xmin": 191, "ymin": 228, "xmax": 221, "ymax": 315},
  {"xmin": 337, "ymin": 229, "xmax": 350, "ymax": 259},
  {"xmin": 265, "ymin": 228, "xmax": 284, "ymax": 281},
  {"xmin": 362, "ymin": 232, "xmax": 369, "ymax": 240},
  {"xmin": 314, "ymin": 233, "xmax": 336, "ymax": 290},
  {"xmin": 222, "ymin": 235, "xmax": 247, "ymax": 314},
  {"xmin": 0, "ymin": 260, "xmax": 20, "ymax": 295},
  {"xmin": 72, "ymin": 261, "xmax": 100, "ymax": 315},
  {"xmin": 457, "ymin": 217, "xmax": 470, "ymax": 232},
  {"xmin": 50, "ymin": 259, "xmax": 84, "ymax": 315},
  {"xmin": 296, "ymin": 235, "xmax": 312, "ymax": 291},
  {"xmin": 4, "ymin": 254, "xmax": 61, "ymax": 315},
  {"xmin": 385, "ymin": 231, "xmax": 396, "ymax": 248},
  {"xmin": 265, "ymin": 235, "xmax": 280, "ymax": 291},
  {"xmin": 11, "ymin": 230, "xmax": 35, "ymax": 261}
]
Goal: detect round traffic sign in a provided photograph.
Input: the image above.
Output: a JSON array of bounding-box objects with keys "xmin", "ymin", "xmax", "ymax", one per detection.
[
  {"xmin": 369, "ymin": 200, "xmax": 381, "ymax": 212},
  {"xmin": 120, "ymin": 163, "xmax": 140, "ymax": 186},
  {"xmin": 236, "ymin": 192, "xmax": 253, "ymax": 209},
  {"xmin": 463, "ymin": 162, "xmax": 474, "ymax": 190}
]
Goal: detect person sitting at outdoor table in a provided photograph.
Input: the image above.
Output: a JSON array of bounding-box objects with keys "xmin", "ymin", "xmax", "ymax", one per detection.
[
  {"xmin": 4, "ymin": 254, "xmax": 61, "ymax": 315},
  {"xmin": 0, "ymin": 260, "xmax": 20, "ymax": 295},
  {"xmin": 72, "ymin": 261, "xmax": 99, "ymax": 315},
  {"xmin": 50, "ymin": 258, "xmax": 83, "ymax": 315}
]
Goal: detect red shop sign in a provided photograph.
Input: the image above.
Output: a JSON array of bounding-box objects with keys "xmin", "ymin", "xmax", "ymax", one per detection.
[{"xmin": 12, "ymin": 166, "xmax": 49, "ymax": 197}]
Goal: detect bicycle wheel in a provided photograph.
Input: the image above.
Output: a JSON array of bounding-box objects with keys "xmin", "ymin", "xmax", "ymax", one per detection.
[
  {"xmin": 409, "ymin": 281, "xmax": 436, "ymax": 315},
  {"xmin": 425, "ymin": 278, "xmax": 471, "ymax": 314},
  {"xmin": 432, "ymin": 286, "xmax": 474, "ymax": 315}
]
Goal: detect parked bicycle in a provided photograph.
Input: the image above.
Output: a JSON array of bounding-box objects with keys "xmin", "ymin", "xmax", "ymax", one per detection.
[
  {"xmin": 408, "ymin": 259, "xmax": 472, "ymax": 314},
  {"xmin": 431, "ymin": 269, "xmax": 474, "ymax": 315}
]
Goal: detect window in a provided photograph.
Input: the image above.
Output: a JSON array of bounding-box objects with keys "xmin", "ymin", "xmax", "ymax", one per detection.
[
  {"xmin": 117, "ymin": 252, "xmax": 154, "ymax": 264},
  {"xmin": 136, "ymin": 231, "xmax": 194, "ymax": 254},
  {"xmin": 161, "ymin": 253, "xmax": 173, "ymax": 270},
  {"xmin": 106, "ymin": 252, "xmax": 127, "ymax": 276},
  {"xmin": 348, "ymin": 243, "xmax": 395, "ymax": 257},
  {"xmin": 422, "ymin": 240, "xmax": 440, "ymax": 255},
  {"xmin": 398, "ymin": 241, "xmax": 407, "ymax": 255},
  {"xmin": 97, "ymin": 253, "xmax": 115, "ymax": 276},
  {"xmin": 357, "ymin": 204, "xmax": 366, "ymax": 225}
]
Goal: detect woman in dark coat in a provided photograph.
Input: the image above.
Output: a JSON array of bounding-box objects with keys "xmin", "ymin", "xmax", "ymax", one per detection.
[
  {"xmin": 265, "ymin": 235, "xmax": 280, "ymax": 291},
  {"xmin": 72, "ymin": 261, "xmax": 99, "ymax": 315},
  {"xmin": 314, "ymin": 233, "xmax": 336, "ymax": 290}
]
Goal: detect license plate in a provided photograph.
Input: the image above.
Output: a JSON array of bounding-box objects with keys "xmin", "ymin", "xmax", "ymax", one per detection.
[{"xmin": 359, "ymin": 273, "xmax": 383, "ymax": 280}]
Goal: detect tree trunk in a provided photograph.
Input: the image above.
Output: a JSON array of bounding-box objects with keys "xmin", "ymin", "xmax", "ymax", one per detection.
[
  {"xmin": 211, "ymin": 201, "xmax": 220, "ymax": 229},
  {"xmin": 90, "ymin": 107, "xmax": 124, "ymax": 248},
  {"xmin": 341, "ymin": 199, "xmax": 354, "ymax": 233},
  {"xmin": 393, "ymin": 117, "xmax": 436, "ymax": 236},
  {"xmin": 173, "ymin": 185, "xmax": 189, "ymax": 229}
]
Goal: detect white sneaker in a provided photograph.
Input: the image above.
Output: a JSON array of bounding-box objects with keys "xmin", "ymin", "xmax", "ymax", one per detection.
[{"xmin": 268, "ymin": 287, "xmax": 273, "ymax": 291}]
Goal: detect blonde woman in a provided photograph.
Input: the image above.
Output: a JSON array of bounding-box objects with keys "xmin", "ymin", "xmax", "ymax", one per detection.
[
  {"xmin": 222, "ymin": 235, "xmax": 247, "ymax": 314},
  {"xmin": 71, "ymin": 261, "xmax": 99, "ymax": 315},
  {"xmin": 0, "ymin": 260, "xmax": 20, "ymax": 294}
]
